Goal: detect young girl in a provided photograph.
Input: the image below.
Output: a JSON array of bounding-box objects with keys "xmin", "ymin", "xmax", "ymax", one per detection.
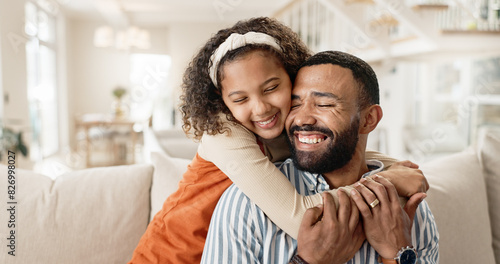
[{"xmin": 129, "ymin": 17, "xmax": 426, "ymax": 264}]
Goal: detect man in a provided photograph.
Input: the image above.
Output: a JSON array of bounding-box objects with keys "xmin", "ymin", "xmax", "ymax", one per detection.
[{"xmin": 201, "ymin": 51, "xmax": 439, "ymax": 264}]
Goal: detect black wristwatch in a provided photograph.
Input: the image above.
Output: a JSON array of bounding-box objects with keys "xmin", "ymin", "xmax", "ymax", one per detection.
[
  {"xmin": 397, "ymin": 246, "xmax": 417, "ymax": 264},
  {"xmin": 380, "ymin": 246, "xmax": 417, "ymax": 264}
]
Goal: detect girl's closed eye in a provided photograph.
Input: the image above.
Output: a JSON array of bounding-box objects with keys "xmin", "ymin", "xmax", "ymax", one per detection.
[
  {"xmin": 233, "ymin": 97, "xmax": 248, "ymax": 103},
  {"xmin": 264, "ymin": 85, "xmax": 279, "ymax": 93}
]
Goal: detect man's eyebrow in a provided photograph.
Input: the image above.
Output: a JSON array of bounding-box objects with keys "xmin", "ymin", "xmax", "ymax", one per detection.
[{"xmin": 311, "ymin": 91, "xmax": 340, "ymax": 100}]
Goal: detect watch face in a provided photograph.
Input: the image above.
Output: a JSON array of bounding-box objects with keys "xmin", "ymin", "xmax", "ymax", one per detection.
[{"xmin": 399, "ymin": 249, "xmax": 417, "ymax": 264}]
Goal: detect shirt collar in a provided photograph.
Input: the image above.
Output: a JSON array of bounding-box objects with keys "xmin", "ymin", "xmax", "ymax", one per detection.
[{"xmin": 302, "ymin": 160, "xmax": 385, "ymax": 193}]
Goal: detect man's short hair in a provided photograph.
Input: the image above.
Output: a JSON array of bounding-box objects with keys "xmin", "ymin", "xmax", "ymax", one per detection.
[{"xmin": 298, "ymin": 51, "xmax": 379, "ymax": 109}]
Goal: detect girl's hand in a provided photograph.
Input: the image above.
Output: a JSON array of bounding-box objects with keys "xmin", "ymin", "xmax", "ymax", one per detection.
[{"xmin": 376, "ymin": 160, "xmax": 429, "ymax": 197}]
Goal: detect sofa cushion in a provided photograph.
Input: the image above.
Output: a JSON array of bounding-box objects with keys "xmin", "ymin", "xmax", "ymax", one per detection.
[
  {"xmin": 154, "ymin": 129, "xmax": 199, "ymax": 160},
  {"xmin": 0, "ymin": 164, "xmax": 153, "ymax": 264},
  {"xmin": 422, "ymin": 148, "xmax": 495, "ymax": 264},
  {"xmin": 149, "ymin": 151, "xmax": 191, "ymax": 221},
  {"xmin": 478, "ymin": 129, "xmax": 500, "ymax": 264}
]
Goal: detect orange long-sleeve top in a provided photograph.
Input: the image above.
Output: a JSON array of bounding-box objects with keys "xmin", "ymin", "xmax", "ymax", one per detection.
[{"xmin": 129, "ymin": 153, "xmax": 232, "ymax": 263}]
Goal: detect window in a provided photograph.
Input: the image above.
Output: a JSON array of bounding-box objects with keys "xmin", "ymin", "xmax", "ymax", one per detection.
[
  {"xmin": 25, "ymin": 0, "xmax": 59, "ymax": 159},
  {"xmin": 129, "ymin": 53, "xmax": 172, "ymax": 129}
]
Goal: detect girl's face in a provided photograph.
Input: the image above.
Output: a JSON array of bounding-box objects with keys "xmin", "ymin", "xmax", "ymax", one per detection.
[{"xmin": 220, "ymin": 50, "xmax": 292, "ymax": 140}]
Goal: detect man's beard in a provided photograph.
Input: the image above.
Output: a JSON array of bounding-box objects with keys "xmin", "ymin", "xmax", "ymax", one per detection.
[{"xmin": 288, "ymin": 117, "xmax": 360, "ymax": 175}]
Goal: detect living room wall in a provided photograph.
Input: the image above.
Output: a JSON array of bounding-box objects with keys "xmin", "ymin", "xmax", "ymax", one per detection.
[
  {"xmin": 166, "ymin": 21, "xmax": 231, "ymax": 128},
  {"xmin": 65, "ymin": 18, "xmax": 229, "ymax": 147},
  {"xmin": 0, "ymin": 0, "xmax": 29, "ymax": 135}
]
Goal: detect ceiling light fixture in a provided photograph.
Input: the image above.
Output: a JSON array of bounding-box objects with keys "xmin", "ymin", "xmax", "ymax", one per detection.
[{"xmin": 93, "ymin": 25, "xmax": 151, "ymax": 50}]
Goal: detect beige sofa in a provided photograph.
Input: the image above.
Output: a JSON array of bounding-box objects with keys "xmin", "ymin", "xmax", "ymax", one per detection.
[{"xmin": 1, "ymin": 130, "xmax": 499, "ymax": 264}]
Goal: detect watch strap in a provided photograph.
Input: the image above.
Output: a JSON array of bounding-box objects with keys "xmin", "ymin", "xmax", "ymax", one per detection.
[
  {"xmin": 290, "ymin": 255, "xmax": 309, "ymax": 264},
  {"xmin": 379, "ymin": 256, "xmax": 398, "ymax": 264}
]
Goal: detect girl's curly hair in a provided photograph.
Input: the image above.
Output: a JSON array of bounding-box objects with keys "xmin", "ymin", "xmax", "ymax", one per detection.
[{"xmin": 179, "ymin": 17, "xmax": 311, "ymax": 140}]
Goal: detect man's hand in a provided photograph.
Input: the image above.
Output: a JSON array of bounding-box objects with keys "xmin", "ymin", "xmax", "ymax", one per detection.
[
  {"xmin": 378, "ymin": 160, "xmax": 429, "ymax": 197},
  {"xmin": 295, "ymin": 192, "xmax": 365, "ymax": 264},
  {"xmin": 350, "ymin": 175, "xmax": 426, "ymax": 259}
]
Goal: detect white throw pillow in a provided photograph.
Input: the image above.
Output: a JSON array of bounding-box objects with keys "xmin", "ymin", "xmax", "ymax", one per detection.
[
  {"xmin": 149, "ymin": 152, "xmax": 191, "ymax": 221},
  {"xmin": 0, "ymin": 164, "xmax": 153, "ymax": 264},
  {"xmin": 422, "ymin": 148, "xmax": 495, "ymax": 264},
  {"xmin": 478, "ymin": 129, "xmax": 500, "ymax": 264}
]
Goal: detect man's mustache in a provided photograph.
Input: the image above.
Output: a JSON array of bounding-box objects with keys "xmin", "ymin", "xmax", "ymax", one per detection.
[{"xmin": 288, "ymin": 124, "xmax": 334, "ymax": 139}]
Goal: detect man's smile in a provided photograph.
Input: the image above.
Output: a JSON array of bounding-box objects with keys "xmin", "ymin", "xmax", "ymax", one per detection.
[
  {"xmin": 292, "ymin": 131, "xmax": 332, "ymax": 151},
  {"xmin": 296, "ymin": 133, "xmax": 327, "ymax": 144}
]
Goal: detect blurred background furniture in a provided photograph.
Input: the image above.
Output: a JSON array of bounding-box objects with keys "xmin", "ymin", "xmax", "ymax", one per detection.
[{"xmin": 75, "ymin": 113, "xmax": 145, "ymax": 167}]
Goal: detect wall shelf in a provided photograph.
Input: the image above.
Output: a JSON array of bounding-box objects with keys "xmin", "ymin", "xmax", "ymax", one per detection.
[{"xmin": 411, "ymin": 4, "xmax": 449, "ymax": 11}]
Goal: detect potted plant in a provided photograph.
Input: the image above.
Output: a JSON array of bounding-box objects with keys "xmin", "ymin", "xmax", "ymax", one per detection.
[
  {"xmin": 111, "ymin": 86, "xmax": 128, "ymax": 118},
  {"xmin": 113, "ymin": 87, "xmax": 127, "ymax": 99},
  {"xmin": 0, "ymin": 127, "xmax": 28, "ymax": 161}
]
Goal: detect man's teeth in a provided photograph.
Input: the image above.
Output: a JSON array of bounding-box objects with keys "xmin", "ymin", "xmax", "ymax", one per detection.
[
  {"xmin": 257, "ymin": 114, "xmax": 276, "ymax": 125},
  {"xmin": 298, "ymin": 137, "xmax": 325, "ymax": 144}
]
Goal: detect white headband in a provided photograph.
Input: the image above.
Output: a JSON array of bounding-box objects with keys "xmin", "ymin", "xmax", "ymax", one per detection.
[{"xmin": 209, "ymin": 32, "xmax": 283, "ymax": 87}]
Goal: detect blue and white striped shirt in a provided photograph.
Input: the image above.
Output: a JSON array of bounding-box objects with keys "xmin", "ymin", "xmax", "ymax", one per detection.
[{"xmin": 201, "ymin": 159, "xmax": 439, "ymax": 264}]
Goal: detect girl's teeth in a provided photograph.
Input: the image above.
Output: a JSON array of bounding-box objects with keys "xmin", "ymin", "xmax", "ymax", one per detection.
[
  {"xmin": 257, "ymin": 114, "xmax": 276, "ymax": 125},
  {"xmin": 298, "ymin": 137, "xmax": 324, "ymax": 144}
]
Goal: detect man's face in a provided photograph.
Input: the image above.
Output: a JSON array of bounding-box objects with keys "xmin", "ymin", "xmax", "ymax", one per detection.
[{"xmin": 286, "ymin": 64, "xmax": 361, "ymax": 174}]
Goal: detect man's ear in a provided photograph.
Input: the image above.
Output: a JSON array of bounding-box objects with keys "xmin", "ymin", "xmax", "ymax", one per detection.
[{"xmin": 359, "ymin": 104, "xmax": 382, "ymax": 134}]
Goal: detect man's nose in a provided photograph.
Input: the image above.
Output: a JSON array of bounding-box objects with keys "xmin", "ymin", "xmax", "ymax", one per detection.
[{"xmin": 293, "ymin": 103, "xmax": 316, "ymax": 127}]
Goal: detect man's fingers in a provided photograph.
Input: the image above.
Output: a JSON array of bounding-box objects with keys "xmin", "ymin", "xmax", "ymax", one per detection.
[
  {"xmin": 423, "ymin": 177, "xmax": 430, "ymax": 193},
  {"xmin": 301, "ymin": 204, "xmax": 324, "ymax": 229},
  {"xmin": 353, "ymin": 180, "xmax": 379, "ymax": 207},
  {"xmin": 350, "ymin": 188, "xmax": 372, "ymax": 218},
  {"xmin": 348, "ymin": 193, "xmax": 360, "ymax": 231},
  {"xmin": 322, "ymin": 192, "xmax": 338, "ymax": 223},
  {"xmin": 336, "ymin": 189, "xmax": 351, "ymax": 225},
  {"xmin": 371, "ymin": 175, "xmax": 399, "ymax": 204},
  {"xmin": 359, "ymin": 177, "xmax": 390, "ymax": 208},
  {"xmin": 404, "ymin": 193, "xmax": 427, "ymax": 224}
]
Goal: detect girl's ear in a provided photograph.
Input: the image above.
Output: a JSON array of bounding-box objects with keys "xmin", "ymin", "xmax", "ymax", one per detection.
[{"xmin": 359, "ymin": 104, "xmax": 383, "ymax": 134}]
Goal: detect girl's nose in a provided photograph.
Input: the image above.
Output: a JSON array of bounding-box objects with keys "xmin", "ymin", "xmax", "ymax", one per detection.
[{"xmin": 253, "ymin": 99, "xmax": 272, "ymax": 116}]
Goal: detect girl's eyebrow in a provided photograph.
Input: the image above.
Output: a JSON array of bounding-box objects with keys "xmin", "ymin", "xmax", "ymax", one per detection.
[
  {"xmin": 227, "ymin": 77, "xmax": 280, "ymax": 98},
  {"xmin": 260, "ymin": 77, "xmax": 280, "ymax": 88},
  {"xmin": 227, "ymin": 91, "xmax": 244, "ymax": 97}
]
